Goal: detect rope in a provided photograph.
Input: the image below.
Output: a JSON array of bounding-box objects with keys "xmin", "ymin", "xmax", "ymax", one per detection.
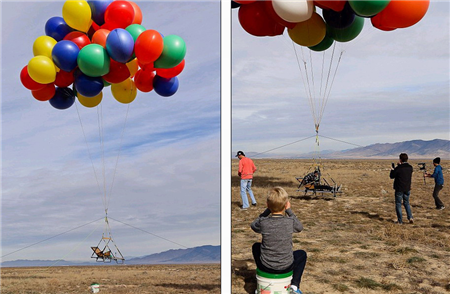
[
  {"xmin": 96, "ymin": 104, "xmax": 108, "ymax": 214},
  {"xmin": 106, "ymin": 104, "xmax": 131, "ymax": 211},
  {"xmin": 251, "ymin": 135, "xmax": 316, "ymax": 158},
  {"xmin": 109, "ymin": 217, "xmax": 189, "ymax": 249},
  {"xmin": 1, "ymin": 217, "xmax": 104, "ymax": 259},
  {"xmin": 46, "ymin": 219, "xmax": 103, "ymax": 268},
  {"xmin": 75, "ymin": 102, "xmax": 104, "ymax": 206}
]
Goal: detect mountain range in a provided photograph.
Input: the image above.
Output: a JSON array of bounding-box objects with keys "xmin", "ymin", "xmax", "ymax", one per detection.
[
  {"xmin": 1, "ymin": 245, "xmax": 220, "ymax": 268},
  {"xmin": 245, "ymin": 139, "xmax": 449, "ymax": 159}
]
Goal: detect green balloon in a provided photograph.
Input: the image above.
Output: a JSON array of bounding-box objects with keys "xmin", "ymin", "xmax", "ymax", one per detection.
[
  {"xmin": 154, "ymin": 35, "xmax": 186, "ymax": 69},
  {"xmin": 309, "ymin": 33, "xmax": 334, "ymax": 52},
  {"xmin": 125, "ymin": 24, "xmax": 146, "ymax": 42},
  {"xmin": 349, "ymin": 0, "xmax": 390, "ymax": 17},
  {"xmin": 328, "ymin": 16, "xmax": 364, "ymax": 43},
  {"xmin": 77, "ymin": 44, "xmax": 110, "ymax": 77}
]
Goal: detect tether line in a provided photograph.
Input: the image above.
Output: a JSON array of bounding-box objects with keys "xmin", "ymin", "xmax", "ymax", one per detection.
[
  {"xmin": 1, "ymin": 217, "xmax": 104, "ymax": 259},
  {"xmin": 109, "ymin": 217, "xmax": 189, "ymax": 249}
]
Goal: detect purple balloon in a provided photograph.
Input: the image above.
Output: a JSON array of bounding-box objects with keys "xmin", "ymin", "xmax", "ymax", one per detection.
[
  {"xmin": 88, "ymin": 0, "xmax": 113, "ymax": 25},
  {"xmin": 106, "ymin": 29, "xmax": 135, "ymax": 63}
]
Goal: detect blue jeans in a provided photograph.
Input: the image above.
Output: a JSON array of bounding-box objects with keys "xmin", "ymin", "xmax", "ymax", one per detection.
[
  {"xmin": 240, "ymin": 179, "xmax": 256, "ymax": 208},
  {"xmin": 395, "ymin": 191, "xmax": 413, "ymax": 223}
]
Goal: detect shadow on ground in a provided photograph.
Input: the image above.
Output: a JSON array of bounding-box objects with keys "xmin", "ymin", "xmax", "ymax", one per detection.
[{"xmin": 232, "ymin": 176, "xmax": 295, "ymax": 188}]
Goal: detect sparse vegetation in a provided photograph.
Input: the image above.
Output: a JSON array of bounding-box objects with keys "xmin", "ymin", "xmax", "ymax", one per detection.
[
  {"xmin": 231, "ymin": 159, "xmax": 450, "ymax": 294},
  {"xmin": 1, "ymin": 264, "xmax": 220, "ymax": 294}
]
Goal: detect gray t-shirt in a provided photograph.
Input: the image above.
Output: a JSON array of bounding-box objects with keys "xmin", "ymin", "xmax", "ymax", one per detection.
[{"xmin": 251, "ymin": 208, "xmax": 303, "ymax": 270}]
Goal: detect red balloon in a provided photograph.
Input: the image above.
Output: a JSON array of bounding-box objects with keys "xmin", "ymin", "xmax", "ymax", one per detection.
[
  {"xmin": 32, "ymin": 83, "xmax": 56, "ymax": 101},
  {"xmin": 129, "ymin": 1, "xmax": 143, "ymax": 24},
  {"xmin": 371, "ymin": 0, "xmax": 430, "ymax": 29},
  {"xmin": 134, "ymin": 69, "xmax": 155, "ymax": 92},
  {"xmin": 264, "ymin": 0, "xmax": 297, "ymax": 29},
  {"xmin": 63, "ymin": 31, "xmax": 91, "ymax": 49},
  {"xmin": 137, "ymin": 60, "xmax": 154, "ymax": 71},
  {"xmin": 314, "ymin": 1, "xmax": 346, "ymax": 12},
  {"xmin": 371, "ymin": 16, "xmax": 396, "ymax": 31},
  {"xmin": 238, "ymin": 1, "xmax": 285, "ymax": 37},
  {"xmin": 103, "ymin": 59, "xmax": 131, "ymax": 83},
  {"xmin": 20, "ymin": 65, "xmax": 46, "ymax": 91},
  {"xmin": 55, "ymin": 69, "xmax": 75, "ymax": 87},
  {"xmin": 104, "ymin": 1, "xmax": 135, "ymax": 29},
  {"xmin": 135, "ymin": 30, "xmax": 164, "ymax": 65},
  {"xmin": 156, "ymin": 59, "xmax": 185, "ymax": 79},
  {"xmin": 234, "ymin": 0, "xmax": 257, "ymax": 3}
]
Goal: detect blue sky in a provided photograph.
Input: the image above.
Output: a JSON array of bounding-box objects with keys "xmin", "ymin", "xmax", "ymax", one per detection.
[
  {"xmin": 1, "ymin": 0, "xmax": 220, "ymax": 262},
  {"xmin": 232, "ymin": 1, "xmax": 449, "ymax": 156}
]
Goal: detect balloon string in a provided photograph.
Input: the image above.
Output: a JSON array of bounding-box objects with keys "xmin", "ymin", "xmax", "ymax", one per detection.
[{"xmin": 75, "ymin": 101, "xmax": 104, "ymax": 205}]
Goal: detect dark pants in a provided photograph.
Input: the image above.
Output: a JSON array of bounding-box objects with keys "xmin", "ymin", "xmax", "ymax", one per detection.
[
  {"xmin": 433, "ymin": 184, "xmax": 444, "ymax": 208},
  {"xmin": 252, "ymin": 242, "xmax": 307, "ymax": 288}
]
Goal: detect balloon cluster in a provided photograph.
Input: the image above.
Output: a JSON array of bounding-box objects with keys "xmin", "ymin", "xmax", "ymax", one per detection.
[
  {"xmin": 20, "ymin": 0, "xmax": 186, "ymax": 110},
  {"xmin": 233, "ymin": 0, "xmax": 429, "ymax": 51}
]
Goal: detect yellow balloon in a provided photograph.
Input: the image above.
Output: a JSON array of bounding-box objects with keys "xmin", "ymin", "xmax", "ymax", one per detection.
[
  {"xmin": 28, "ymin": 56, "xmax": 57, "ymax": 84},
  {"xmin": 33, "ymin": 36, "xmax": 57, "ymax": 59},
  {"xmin": 288, "ymin": 12, "xmax": 326, "ymax": 47},
  {"xmin": 62, "ymin": 0, "xmax": 92, "ymax": 32},
  {"xmin": 126, "ymin": 58, "xmax": 139, "ymax": 78},
  {"xmin": 77, "ymin": 92, "xmax": 103, "ymax": 108},
  {"xmin": 111, "ymin": 78, "xmax": 137, "ymax": 104}
]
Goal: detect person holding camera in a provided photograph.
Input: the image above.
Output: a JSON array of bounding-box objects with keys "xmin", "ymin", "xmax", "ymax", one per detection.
[
  {"xmin": 425, "ymin": 157, "xmax": 445, "ymax": 210},
  {"xmin": 390, "ymin": 153, "xmax": 414, "ymax": 224}
]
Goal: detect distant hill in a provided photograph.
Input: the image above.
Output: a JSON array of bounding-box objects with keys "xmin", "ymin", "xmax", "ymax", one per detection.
[
  {"xmin": 1, "ymin": 245, "xmax": 220, "ymax": 268},
  {"xmin": 240, "ymin": 139, "xmax": 450, "ymax": 159},
  {"xmin": 327, "ymin": 139, "xmax": 449, "ymax": 159}
]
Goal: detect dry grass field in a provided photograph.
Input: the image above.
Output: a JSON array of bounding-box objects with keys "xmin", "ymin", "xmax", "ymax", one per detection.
[
  {"xmin": 1, "ymin": 264, "xmax": 220, "ymax": 294},
  {"xmin": 231, "ymin": 159, "xmax": 450, "ymax": 294}
]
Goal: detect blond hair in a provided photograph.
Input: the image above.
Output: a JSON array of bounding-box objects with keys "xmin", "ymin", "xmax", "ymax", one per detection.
[{"xmin": 267, "ymin": 187, "xmax": 288, "ymax": 212}]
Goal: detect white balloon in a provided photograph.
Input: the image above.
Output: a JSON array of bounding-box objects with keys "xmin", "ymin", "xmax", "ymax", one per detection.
[{"xmin": 272, "ymin": 0, "xmax": 314, "ymax": 23}]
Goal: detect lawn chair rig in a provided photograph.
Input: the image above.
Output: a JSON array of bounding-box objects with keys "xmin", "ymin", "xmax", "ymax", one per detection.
[
  {"xmin": 296, "ymin": 166, "xmax": 342, "ymax": 198},
  {"xmin": 91, "ymin": 216, "xmax": 125, "ymax": 264}
]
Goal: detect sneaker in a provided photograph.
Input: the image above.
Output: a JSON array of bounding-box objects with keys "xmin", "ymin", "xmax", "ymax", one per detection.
[
  {"xmin": 289, "ymin": 286, "xmax": 302, "ymax": 294},
  {"xmin": 438, "ymin": 206, "xmax": 445, "ymax": 210},
  {"xmin": 252, "ymin": 203, "xmax": 257, "ymax": 206},
  {"xmin": 240, "ymin": 207, "xmax": 248, "ymax": 211},
  {"xmin": 409, "ymin": 219, "xmax": 414, "ymax": 224}
]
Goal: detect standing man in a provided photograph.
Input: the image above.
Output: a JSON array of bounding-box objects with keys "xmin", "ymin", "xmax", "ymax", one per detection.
[
  {"xmin": 425, "ymin": 157, "xmax": 445, "ymax": 210},
  {"xmin": 236, "ymin": 151, "xmax": 257, "ymax": 210},
  {"xmin": 390, "ymin": 153, "xmax": 414, "ymax": 224}
]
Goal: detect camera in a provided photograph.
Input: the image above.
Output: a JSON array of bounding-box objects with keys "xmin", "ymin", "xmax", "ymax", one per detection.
[
  {"xmin": 418, "ymin": 163, "xmax": 426, "ymax": 171},
  {"xmin": 391, "ymin": 163, "xmax": 395, "ymax": 169}
]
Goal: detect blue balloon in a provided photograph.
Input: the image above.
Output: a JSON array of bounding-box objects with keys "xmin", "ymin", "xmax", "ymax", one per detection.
[
  {"xmin": 45, "ymin": 16, "xmax": 74, "ymax": 41},
  {"xmin": 52, "ymin": 40, "xmax": 80, "ymax": 72},
  {"xmin": 88, "ymin": 0, "xmax": 113, "ymax": 26},
  {"xmin": 49, "ymin": 87, "xmax": 75, "ymax": 110},
  {"xmin": 106, "ymin": 29, "xmax": 135, "ymax": 63},
  {"xmin": 74, "ymin": 73, "xmax": 104, "ymax": 97},
  {"xmin": 153, "ymin": 76, "xmax": 179, "ymax": 97}
]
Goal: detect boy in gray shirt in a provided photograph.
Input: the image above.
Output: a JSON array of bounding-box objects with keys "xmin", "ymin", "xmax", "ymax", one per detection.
[{"xmin": 251, "ymin": 187, "xmax": 307, "ymax": 294}]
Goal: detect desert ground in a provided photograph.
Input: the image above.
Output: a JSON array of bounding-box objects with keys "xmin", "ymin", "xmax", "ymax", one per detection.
[
  {"xmin": 1, "ymin": 264, "xmax": 220, "ymax": 294},
  {"xmin": 231, "ymin": 159, "xmax": 450, "ymax": 294}
]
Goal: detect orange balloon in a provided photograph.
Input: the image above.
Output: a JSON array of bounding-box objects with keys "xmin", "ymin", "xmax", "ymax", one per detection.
[
  {"xmin": 129, "ymin": 1, "xmax": 143, "ymax": 24},
  {"xmin": 92, "ymin": 29, "xmax": 110, "ymax": 48},
  {"xmin": 371, "ymin": 0, "xmax": 430, "ymax": 29}
]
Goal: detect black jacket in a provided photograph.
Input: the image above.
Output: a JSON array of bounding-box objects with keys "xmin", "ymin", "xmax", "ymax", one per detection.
[{"xmin": 390, "ymin": 163, "xmax": 413, "ymax": 192}]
